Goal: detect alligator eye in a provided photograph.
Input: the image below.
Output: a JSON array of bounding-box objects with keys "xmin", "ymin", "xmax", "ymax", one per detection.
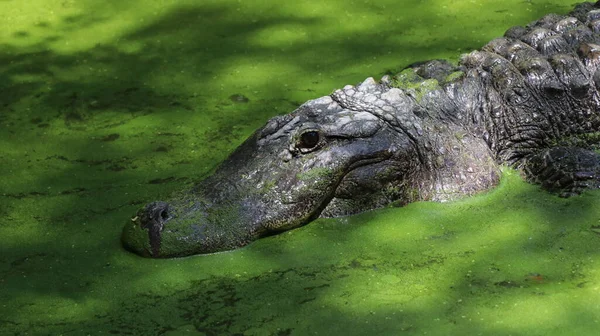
[{"xmin": 298, "ymin": 131, "xmax": 320, "ymax": 149}]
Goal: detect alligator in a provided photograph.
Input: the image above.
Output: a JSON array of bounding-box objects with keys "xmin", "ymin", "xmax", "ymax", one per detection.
[{"xmin": 122, "ymin": 1, "xmax": 600, "ymax": 258}]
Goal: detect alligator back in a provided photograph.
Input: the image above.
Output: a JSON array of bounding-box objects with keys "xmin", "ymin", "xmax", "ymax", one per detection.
[{"xmin": 441, "ymin": 1, "xmax": 600, "ymax": 164}]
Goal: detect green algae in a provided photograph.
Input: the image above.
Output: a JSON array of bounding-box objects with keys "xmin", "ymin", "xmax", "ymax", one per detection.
[
  {"xmin": 1, "ymin": 0, "xmax": 597, "ymax": 335},
  {"xmin": 391, "ymin": 68, "xmax": 441, "ymax": 102},
  {"xmin": 445, "ymin": 70, "xmax": 466, "ymax": 83},
  {"xmin": 553, "ymin": 131, "xmax": 600, "ymax": 150},
  {"xmin": 297, "ymin": 167, "xmax": 334, "ymax": 181}
]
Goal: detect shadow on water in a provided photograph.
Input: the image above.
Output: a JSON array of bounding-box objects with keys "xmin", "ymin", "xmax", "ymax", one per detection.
[
  {"xmin": 149, "ymin": 178, "xmax": 600, "ymax": 335},
  {"xmin": 0, "ymin": 0, "xmax": 595, "ymax": 334},
  {"xmin": 8, "ymin": 177, "xmax": 596, "ymax": 335}
]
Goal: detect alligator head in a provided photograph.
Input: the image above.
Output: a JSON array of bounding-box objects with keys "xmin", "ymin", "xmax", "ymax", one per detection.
[{"xmin": 122, "ymin": 76, "xmax": 499, "ymax": 257}]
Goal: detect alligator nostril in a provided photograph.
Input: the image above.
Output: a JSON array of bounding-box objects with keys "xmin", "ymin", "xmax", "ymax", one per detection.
[
  {"xmin": 138, "ymin": 201, "xmax": 171, "ymax": 257},
  {"xmin": 149, "ymin": 201, "xmax": 170, "ymax": 223},
  {"xmin": 154, "ymin": 205, "xmax": 169, "ymax": 222},
  {"xmin": 160, "ymin": 209, "xmax": 169, "ymax": 221},
  {"xmin": 139, "ymin": 201, "xmax": 171, "ymax": 230}
]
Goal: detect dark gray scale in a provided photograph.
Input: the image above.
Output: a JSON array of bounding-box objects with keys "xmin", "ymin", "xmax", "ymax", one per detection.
[
  {"xmin": 524, "ymin": 147, "xmax": 600, "ymax": 197},
  {"xmin": 531, "ymin": 13, "xmax": 564, "ymax": 30},
  {"xmin": 409, "ymin": 59, "xmax": 458, "ymax": 83},
  {"xmin": 504, "ymin": 25, "xmax": 528, "ymax": 40},
  {"xmin": 545, "ymin": 54, "xmax": 597, "ymax": 139},
  {"xmin": 441, "ymin": 68, "xmax": 491, "ymax": 139},
  {"xmin": 478, "ymin": 52, "xmax": 532, "ymax": 109},
  {"xmin": 576, "ymin": 10, "xmax": 600, "ymax": 88},
  {"xmin": 514, "ymin": 57, "xmax": 563, "ymax": 98},
  {"xmin": 563, "ymin": 26, "xmax": 595, "ymax": 48},
  {"xmin": 482, "ymin": 16, "xmax": 597, "ymax": 163},
  {"xmin": 510, "ymin": 15, "xmax": 573, "ymax": 57},
  {"xmin": 550, "ymin": 16, "xmax": 596, "ymax": 51},
  {"xmin": 476, "ymin": 52, "xmax": 546, "ymax": 162},
  {"xmin": 514, "ymin": 57, "xmax": 556, "ymax": 86},
  {"xmin": 505, "ymin": 41, "xmax": 541, "ymax": 64},
  {"xmin": 512, "ymin": 56, "xmax": 562, "ymax": 141},
  {"xmin": 481, "ymin": 37, "xmax": 530, "ymax": 62},
  {"xmin": 511, "ymin": 55, "xmax": 573, "ymax": 150},
  {"xmin": 586, "ymin": 42, "xmax": 600, "ymax": 91},
  {"xmin": 482, "ymin": 38, "xmax": 541, "ymax": 70},
  {"xmin": 549, "ymin": 54, "xmax": 593, "ymax": 99},
  {"xmin": 567, "ymin": 43, "xmax": 600, "ymax": 134},
  {"xmin": 537, "ymin": 35, "xmax": 571, "ymax": 56},
  {"xmin": 585, "ymin": 9, "xmax": 600, "ymax": 37},
  {"xmin": 577, "ymin": 42, "xmax": 600, "ymax": 73},
  {"xmin": 521, "ymin": 28, "xmax": 557, "ymax": 50},
  {"xmin": 594, "ymin": 68, "xmax": 600, "ymax": 91},
  {"xmin": 551, "ymin": 15, "xmax": 596, "ymax": 48},
  {"xmin": 588, "ymin": 19, "xmax": 600, "ymax": 33},
  {"xmin": 460, "ymin": 51, "xmax": 508, "ymax": 154},
  {"xmin": 570, "ymin": 2, "xmax": 598, "ymax": 23},
  {"xmin": 553, "ymin": 17, "xmax": 582, "ymax": 33},
  {"xmin": 481, "ymin": 37, "xmax": 511, "ymax": 56},
  {"xmin": 585, "ymin": 8, "xmax": 600, "ymax": 22}
]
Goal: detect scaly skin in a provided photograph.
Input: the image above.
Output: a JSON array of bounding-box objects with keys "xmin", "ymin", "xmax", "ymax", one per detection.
[{"xmin": 122, "ymin": 1, "xmax": 600, "ymax": 258}]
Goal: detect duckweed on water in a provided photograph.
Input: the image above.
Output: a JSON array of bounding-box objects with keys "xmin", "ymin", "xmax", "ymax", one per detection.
[{"xmin": 1, "ymin": 0, "xmax": 598, "ymax": 335}]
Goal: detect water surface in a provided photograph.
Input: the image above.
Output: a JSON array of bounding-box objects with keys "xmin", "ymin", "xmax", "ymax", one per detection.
[{"xmin": 1, "ymin": 0, "xmax": 598, "ymax": 335}]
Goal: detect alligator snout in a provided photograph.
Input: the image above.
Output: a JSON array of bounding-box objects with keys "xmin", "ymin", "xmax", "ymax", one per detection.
[
  {"xmin": 122, "ymin": 188, "xmax": 261, "ymax": 258},
  {"xmin": 122, "ymin": 201, "xmax": 172, "ymax": 257}
]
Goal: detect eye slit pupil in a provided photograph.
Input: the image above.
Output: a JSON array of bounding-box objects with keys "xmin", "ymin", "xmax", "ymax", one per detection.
[{"xmin": 299, "ymin": 131, "xmax": 320, "ymax": 148}]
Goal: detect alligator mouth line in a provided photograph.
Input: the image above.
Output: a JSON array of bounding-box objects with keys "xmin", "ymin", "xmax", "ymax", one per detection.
[
  {"xmin": 306, "ymin": 154, "xmax": 392, "ymax": 220},
  {"xmin": 346, "ymin": 155, "xmax": 390, "ymax": 172}
]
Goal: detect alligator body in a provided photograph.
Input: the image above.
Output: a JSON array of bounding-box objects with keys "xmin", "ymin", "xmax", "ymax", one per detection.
[{"xmin": 123, "ymin": 1, "xmax": 600, "ymax": 258}]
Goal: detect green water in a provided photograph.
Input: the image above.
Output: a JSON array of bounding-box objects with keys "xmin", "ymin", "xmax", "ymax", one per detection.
[{"xmin": 1, "ymin": 0, "xmax": 599, "ymax": 335}]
